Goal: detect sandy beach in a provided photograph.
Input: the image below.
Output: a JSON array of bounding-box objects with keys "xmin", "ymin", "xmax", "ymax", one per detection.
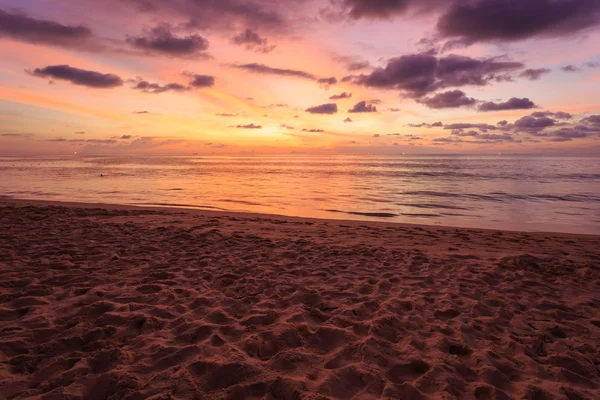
[{"xmin": 0, "ymin": 199, "xmax": 598, "ymax": 399}]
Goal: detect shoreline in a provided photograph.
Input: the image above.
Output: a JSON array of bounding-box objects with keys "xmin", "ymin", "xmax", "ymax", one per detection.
[
  {"xmin": 1, "ymin": 197, "xmax": 597, "ymax": 238},
  {"xmin": 1, "ymin": 199, "xmax": 599, "ymax": 398}
]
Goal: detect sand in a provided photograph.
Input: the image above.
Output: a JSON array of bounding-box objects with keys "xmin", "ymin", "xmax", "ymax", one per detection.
[{"xmin": 0, "ymin": 199, "xmax": 599, "ymax": 400}]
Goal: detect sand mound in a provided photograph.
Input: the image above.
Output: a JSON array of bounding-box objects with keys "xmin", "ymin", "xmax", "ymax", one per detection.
[{"xmin": 1, "ymin": 202, "xmax": 599, "ymax": 399}]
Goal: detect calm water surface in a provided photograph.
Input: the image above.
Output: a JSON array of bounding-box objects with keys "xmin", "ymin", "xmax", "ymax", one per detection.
[{"xmin": 1, "ymin": 155, "xmax": 598, "ymax": 234}]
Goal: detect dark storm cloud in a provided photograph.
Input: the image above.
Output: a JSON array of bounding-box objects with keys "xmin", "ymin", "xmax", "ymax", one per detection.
[
  {"xmin": 30, "ymin": 65, "xmax": 123, "ymax": 88},
  {"xmin": 330, "ymin": 92, "xmax": 352, "ymax": 100},
  {"xmin": 418, "ymin": 90, "xmax": 477, "ymax": 109},
  {"xmin": 128, "ymin": 26, "xmax": 209, "ymax": 57},
  {"xmin": 236, "ymin": 123, "xmax": 262, "ymax": 129},
  {"xmin": 233, "ymin": 63, "xmax": 317, "ymax": 80},
  {"xmin": 352, "ymin": 52, "xmax": 523, "ymax": 97},
  {"xmin": 437, "ymin": 0, "xmax": 600, "ymax": 44},
  {"xmin": 305, "ymin": 103, "xmax": 338, "ymax": 114},
  {"xmin": 232, "ymin": 28, "xmax": 275, "ymax": 53},
  {"xmin": 187, "ymin": 74, "xmax": 215, "ymax": 88},
  {"xmin": 478, "ymin": 97, "xmax": 536, "ymax": 112},
  {"xmin": 131, "ymin": 79, "xmax": 188, "ymax": 94},
  {"xmin": 348, "ymin": 101, "xmax": 377, "ymax": 113},
  {"xmin": 0, "ymin": 9, "xmax": 94, "ymax": 49},
  {"xmin": 519, "ymin": 68, "xmax": 552, "ymax": 80}
]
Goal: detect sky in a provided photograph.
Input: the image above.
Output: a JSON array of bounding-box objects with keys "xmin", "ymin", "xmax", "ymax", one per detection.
[{"xmin": 1, "ymin": 0, "xmax": 600, "ymax": 155}]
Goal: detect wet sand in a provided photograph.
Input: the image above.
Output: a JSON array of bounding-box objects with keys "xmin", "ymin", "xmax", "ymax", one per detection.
[{"xmin": 0, "ymin": 199, "xmax": 599, "ymax": 399}]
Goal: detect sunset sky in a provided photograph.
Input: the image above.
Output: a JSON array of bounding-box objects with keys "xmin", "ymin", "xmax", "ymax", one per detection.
[{"xmin": 1, "ymin": 0, "xmax": 600, "ymax": 154}]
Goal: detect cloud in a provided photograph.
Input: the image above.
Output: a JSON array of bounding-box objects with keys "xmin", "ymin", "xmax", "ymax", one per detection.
[
  {"xmin": 582, "ymin": 115, "xmax": 600, "ymax": 125},
  {"xmin": 514, "ymin": 115, "xmax": 556, "ymax": 131},
  {"xmin": 437, "ymin": 0, "xmax": 600, "ymax": 44},
  {"xmin": 562, "ymin": 65, "xmax": 581, "ymax": 72},
  {"xmin": 418, "ymin": 90, "xmax": 477, "ymax": 109},
  {"xmin": 305, "ymin": 103, "xmax": 338, "ymax": 114},
  {"xmin": 116, "ymin": 0, "xmax": 289, "ymax": 32},
  {"xmin": 530, "ymin": 111, "xmax": 572, "ymax": 119},
  {"xmin": 330, "ymin": 92, "xmax": 352, "ymax": 100},
  {"xmin": 519, "ymin": 68, "xmax": 551, "ymax": 80},
  {"xmin": 348, "ymin": 61, "xmax": 371, "ymax": 71},
  {"xmin": 233, "ymin": 63, "xmax": 317, "ymax": 80},
  {"xmin": 373, "ymin": 134, "xmax": 380, "ymax": 138},
  {"xmin": 133, "ymin": 111, "xmax": 150, "ymax": 114},
  {"xmin": 75, "ymin": 131, "xmax": 85, "ymax": 135},
  {"xmin": 408, "ymin": 122, "xmax": 442, "ymax": 128},
  {"xmin": 0, "ymin": 133, "xmax": 34, "ymax": 138},
  {"xmin": 344, "ymin": 117, "xmax": 353, "ymax": 123},
  {"xmin": 317, "ymin": 77, "xmax": 338, "ymax": 86},
  {"xmin": 131, "ymin": 79, "xmax": 187, "ymax": 94},
  {"xmin": 352, "ymin": 52, "xmax": 523, "ymax": 97},
  {"xmin": 232, "ymin": 28, "xmax": 275, "ymax": 53},
  {"xmin": 388, "ymin": 108, "xmax": 401, "ymax": 112},
  {"xmin": 478, "ymin": 97, "xmax": 536, "ymax": 112},
  {"xmin": 348, "ymin": 101, "xmax": 377, "ymax": 113},
  {"xmin": 30, "ymin": 65, "xmax": 123, "ymax": 88},
  {"xmin": 120, "ymin": 135, "xmax": 132, "ymax": 139},
  {"xmin": 0, "ymin": 9, "xmax": 94, "ymax": 49},
  {"xmin": 236, "ymin": 123, "xmax": 263, "ymax": 129},
  {"xmin": 444, "ymin": 123, "xmax": 498, "ymax": 132},
  {"xmin": 302, "ymin": 129, "xmax": 325, "ymax": 132},
  {"xmin": 280, "ymin": 124, "xmax": 295, "ymax": 130},
  {"xmin": 186, "ymin": 73, "xmax": 215, "ymax": 88},
  {"xmin": 217, "ymin": 113, "xmax": 239, "ymax": 117},
  {"xmin": 127, "ymin": 26, "xmax": 209, "ymax": 57}
]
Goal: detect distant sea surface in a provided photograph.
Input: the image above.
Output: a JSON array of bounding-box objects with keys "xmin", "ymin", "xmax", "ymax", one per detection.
[{"xmin": 1, "ymin": 155, "xmax": 599, "ymax": 234}]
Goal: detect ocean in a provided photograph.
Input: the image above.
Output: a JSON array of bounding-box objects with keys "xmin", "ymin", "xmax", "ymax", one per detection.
[{"xmin": 1, "ymin": 154, "xmax": 598, "ymax": 234}]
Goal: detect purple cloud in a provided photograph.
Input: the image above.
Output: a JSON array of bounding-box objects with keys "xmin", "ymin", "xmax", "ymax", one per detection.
[
  {"xmin": 479, "ymin": 97, "xmax": 536, "ymax": 112},
  {"xmin": 305, "ymin": 103, "xmax": 338, "ymax": 114},
  {"xmin": 437, "ymin": 0, "xmax": 600, "ymax": 44},
  {"xmin": 236, "ymin": 123, "xmax": 262, "ymax": 129},
  {"xmin": 519, "ymin": 68, "xmax": 551, "ymax": 80},
  {"xmin": 131, "ymin": 79, "xmax": 187, "ymax": 94},
  {"xmin": 330, "ymin": 92, "xmax": 352, "ymax": 100},
  {"xmin": 232, "ymin": 29, "xmax": 275, "ymax": 53},
  {"xmin": 128, "ymin": 26, "xmax": 209, "ymax": 57},
  {"xmin": 418, "ymin": 90, "xmax": 477, "ymax": 109},
  {"xmin": 0, "ymin": 9, "xmax": 94, "ymax": 49},
  {"xmin": 348, "ymin": 101, "xmax": 377, "ymax": 113},
  {"xmin": 31, "ymin": 65, "xmax": 123, "ymax": 88},
  {"xmin": 187, "ymin": 74, "xmax": 215, "ymax": 88},
  {"xmin": 352, "ymin": 52, "xmax": 523, "ymax": 97},
  {"xmin": 233, "ymin": 63, "xmax": 317, "ymax": 80}
]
